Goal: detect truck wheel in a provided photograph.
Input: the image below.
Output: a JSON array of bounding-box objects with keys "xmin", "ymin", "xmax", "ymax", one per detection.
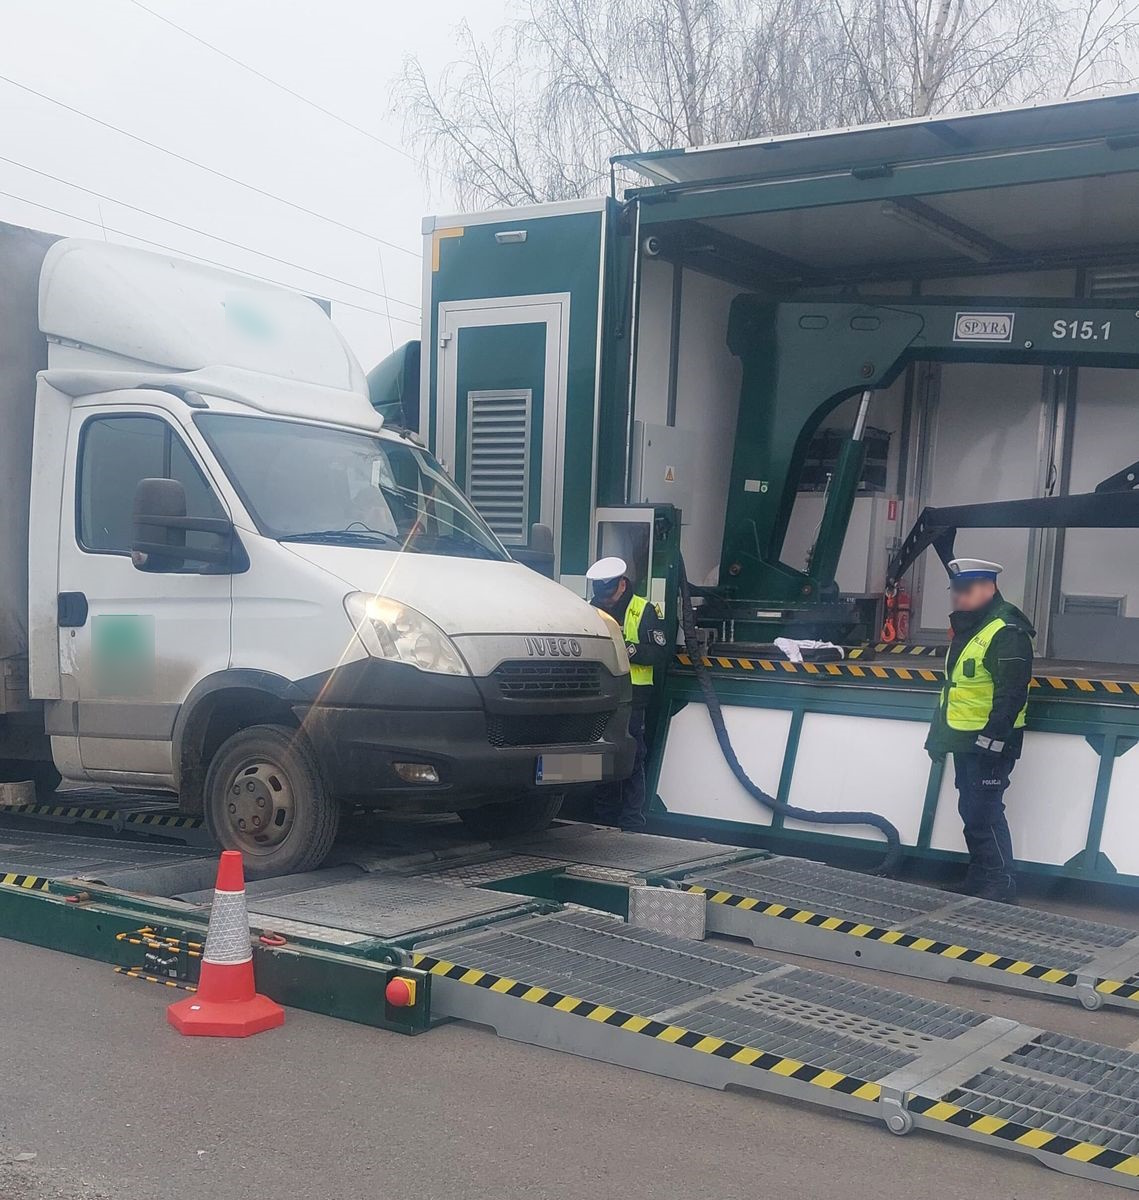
[
  {"xmin": 204, "ymin": 724, "xmax": 340, "ymax": 879},
  {"xmin": 458, "ymin": 791, "xmax": 563, "ymax": 839}
]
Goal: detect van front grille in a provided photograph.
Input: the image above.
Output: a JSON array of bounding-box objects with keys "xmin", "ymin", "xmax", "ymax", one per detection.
[
  {"xmin": 492, "ymin": 661, "xmax": 603, "ymax": 699},
  {"xmin": 487, "ymin": 711, "xmax": 612, "ymax": 748}
]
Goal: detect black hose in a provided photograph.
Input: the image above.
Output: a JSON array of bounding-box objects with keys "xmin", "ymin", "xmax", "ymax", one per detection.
[{"xmin": 677, "ymin": 554, "xmax": 903, "ymax": 876}]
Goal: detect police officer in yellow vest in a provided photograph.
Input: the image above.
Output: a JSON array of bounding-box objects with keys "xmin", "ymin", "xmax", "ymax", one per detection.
[
  {"xmin": 586, "ymin": 556, "xmax": 669, "ymax": 830},
  {"xmin": 925, "ymin": 558, "xmax": 1035, "ymax": 904}
]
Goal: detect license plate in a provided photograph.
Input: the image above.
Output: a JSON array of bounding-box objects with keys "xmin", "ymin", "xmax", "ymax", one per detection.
[{"xmin": 535, "ymin": 753, "xmax": 603, "ymax": 785}]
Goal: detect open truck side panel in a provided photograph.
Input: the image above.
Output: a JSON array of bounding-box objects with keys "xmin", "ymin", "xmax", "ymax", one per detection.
[{"xmin": 422, "ymin": 93, "xmax": 1139, "ymax": 885}]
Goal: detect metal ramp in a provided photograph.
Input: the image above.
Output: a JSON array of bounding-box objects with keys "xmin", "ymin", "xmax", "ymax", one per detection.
[
  {"xmin": 413, "ymin": 824, "xmax": 1139, "ymax": 1016},
  {"xmin": 415, "ymin": 909, "xmax": 1139, "ymax": 1190},
  {"xmin": 0, "ymin": 789, "xmax": 209, "ymax": 844},
  {"xmin": 0, "ymin": 828, "xmax": 215, "ymax": 894},
  {"xmin": 678, "ymin": 855, "xmax": 1139, "ymax": 1013},
  {"xmin": 6, "ymin": 824, "xmax": 1139, "ymax": 1186}
]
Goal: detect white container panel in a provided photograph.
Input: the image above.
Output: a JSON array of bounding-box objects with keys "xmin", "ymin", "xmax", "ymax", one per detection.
[
  {"xmin": 930, "ymin": 731, "xmax": 1097, "ymax": 866},
  {"xmin": 657, "ymin": 702, "xmax": 789, "ymax": 825},
  {"xmin": 784, "ymin": 713, "xmax": 928, "ymax": 845},
  {"xmin": 1098, "ymin": 743, "xmax": 1139, "ymax": 877}
]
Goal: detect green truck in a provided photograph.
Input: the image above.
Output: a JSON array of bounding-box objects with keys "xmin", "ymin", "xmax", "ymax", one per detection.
[{"xmin": 391, "ymin": 91, "xmax": 1139, "ymax": 886}]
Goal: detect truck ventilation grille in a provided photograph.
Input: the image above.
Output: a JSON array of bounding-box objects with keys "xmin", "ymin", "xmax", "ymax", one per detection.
[
  {"xmin": 487, "ymin": 711, "xmax": 612, "ymax": 748},
  {"xmin": 1088, "ymin": 266, "xmax": 1139, "ymax": 299},
  {"xmin": 493, "ymin": 661, "xmax": 603, "ymax": 698},
  {"xmin": 466, "ymin": 389, "xmax": 531, "ymax": 545}
]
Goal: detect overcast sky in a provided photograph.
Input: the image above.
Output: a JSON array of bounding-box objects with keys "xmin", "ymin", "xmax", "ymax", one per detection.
[{"xmin": 0, "ymin": 0, "xmax": 506, "ymax": 367}]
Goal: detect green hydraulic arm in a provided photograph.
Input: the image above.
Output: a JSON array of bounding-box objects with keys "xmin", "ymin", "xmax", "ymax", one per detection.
[{"xmin": 720, "ymin": 296, "xmax": 1139, "ymax": 607}]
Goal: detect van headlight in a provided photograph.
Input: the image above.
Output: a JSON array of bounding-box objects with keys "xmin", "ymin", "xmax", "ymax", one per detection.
[
  {"xmin": 597, "ymin": 609, "xmax": 631, "ymax": 674},
  {"xmin": 345, "ymin": 592, "xmax": 468, "ymax": 676}
]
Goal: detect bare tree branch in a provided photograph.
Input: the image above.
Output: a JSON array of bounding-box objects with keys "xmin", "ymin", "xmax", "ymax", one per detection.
[{"xmin": 395, "ymin": 0, "xmax": 1139, "ymax": 209}]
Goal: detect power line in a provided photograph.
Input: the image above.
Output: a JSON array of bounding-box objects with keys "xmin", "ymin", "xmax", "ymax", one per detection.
[
  {"xmin": 0, "ymin": 184, "xmax": 421, "ymax": 327},
  {"xmin": 126, "ymin": 0, "xmax": 414, "ymax": 162},
  {"xmin": 0, "ymin": 74, "xmax": 421, "ymax": 260},
  {"xmin": 0, "ymin": 153, "xmax": 419, "ymax": 314}
]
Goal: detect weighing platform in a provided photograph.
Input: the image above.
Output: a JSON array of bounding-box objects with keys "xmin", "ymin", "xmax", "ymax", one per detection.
[{"xmin": 3, "ymin": 798, "xmax": 1139, "ymax": 1188}]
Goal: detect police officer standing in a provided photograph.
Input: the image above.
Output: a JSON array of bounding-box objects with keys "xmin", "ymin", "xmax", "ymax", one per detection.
[
  {"xmin": 586, "ymin": 556, "xmax": 669, "ymax": 830},
  {"xmin": 925, "ymin": 558, "xmax": 1035, "ymax": 904}
]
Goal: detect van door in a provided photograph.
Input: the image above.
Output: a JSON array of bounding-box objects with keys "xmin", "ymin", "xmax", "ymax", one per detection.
[
  {"xmin": 56, "ymin": 408, "xmax": 232, "ymax": 784},
  {"xmin": 436, "ymin": 295, "xmax": 570, "ymax": 564}
]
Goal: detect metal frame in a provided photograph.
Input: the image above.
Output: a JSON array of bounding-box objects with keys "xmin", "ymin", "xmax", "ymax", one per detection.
[
  {"xmin": 6, "ymin": 814, "xmax": 1139, "ymax": 1187},
  {"xmin": 650, "ymin": 662, "xmax": 1139, "ymax": 886}
]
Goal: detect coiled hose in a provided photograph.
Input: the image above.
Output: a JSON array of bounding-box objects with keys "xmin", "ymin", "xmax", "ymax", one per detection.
[{"xmin": 677, "ymin": 554, "xmax": 903, "ymax": 876}]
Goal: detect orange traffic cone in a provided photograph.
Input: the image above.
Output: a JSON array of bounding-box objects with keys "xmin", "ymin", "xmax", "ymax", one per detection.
[{"xmin": 167, "ymin": 850, "xmax": 285, "ymax": 1038}]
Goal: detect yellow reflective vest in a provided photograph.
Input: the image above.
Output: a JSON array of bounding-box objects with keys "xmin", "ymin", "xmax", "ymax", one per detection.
[
  {"xmin": 623, "ymin": 593, "xmax": 654, "ymax": 687},
  {"xmin": 943, "ymin": 615, "xmax": 1028, "ymax": 732}
]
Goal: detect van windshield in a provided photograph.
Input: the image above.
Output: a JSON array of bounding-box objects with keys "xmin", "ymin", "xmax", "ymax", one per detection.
[{"xmin": 196, "ymin": 413, "xmax": 509, "ymax": 561}]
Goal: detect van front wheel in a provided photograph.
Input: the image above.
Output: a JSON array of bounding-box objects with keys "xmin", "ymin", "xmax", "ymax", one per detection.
[
  {"xmin": 457, "ymin": 790, "xmax": 563, "ymax": 839},
  {"xmin": 204, "ymin": 724, "xmax": 340, "ymax": 879}
]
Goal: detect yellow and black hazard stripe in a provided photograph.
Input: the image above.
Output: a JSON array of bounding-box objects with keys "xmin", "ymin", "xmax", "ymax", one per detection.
[
  {"xmin": 411, "ymin": 952, "xmax": 882, "ymax": 1099},
  {"xmin": 113, "ymin": 966, "xmax": 197, "ymax": 992},
  {"xmin": 124, "ymin": 811, "xmax": 203, "ymax": 830},
  {"xmin": 1027, "ymin": 675, "xmax": 1139, "ymax": 697},
  {"xmin": 116, "ymin": 930, "xmax": 202, "ymax": 958},
  {"xmin": 908, "ymin": 1091, "xmax": 1139, "ymax": 1177},
  {"xmin": 675, "ymin": 653, "xmax": 941, "ymax": 684},
  {"xmin": 0, "ymin": 871, "xmax": 50, "ymax": 891},
  {"xmin": 683, "ymin": 885, "xmax": 1139, "ymax": 1004},
  {"xmin": 413, "ymin": 951, "xmax": 1139, "ymax": 1178},
  {"xmin": 8, "ymin": 802, "xmax": 203, "ymax": 829},
  {"xmin": 848, "ymin": 643, "xmax": 946, "ymax": 658},
  {"xmin": 673, "ymin": 653, "xmax": 1139, "ymax": 697},
  {"xmin": 12, "ymin": 801, "xmax": 121, "ymax": 821}
]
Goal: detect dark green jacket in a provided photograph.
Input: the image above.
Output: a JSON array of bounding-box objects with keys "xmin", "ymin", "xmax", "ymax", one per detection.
[{"xmin": 926, "ymin": 593, "xmax": 1035, "ymax": 759}]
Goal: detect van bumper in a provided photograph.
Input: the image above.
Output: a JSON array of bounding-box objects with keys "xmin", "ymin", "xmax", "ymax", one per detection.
[
  {"xmin": 300, "ymin": 704, "xmax": 635, "ymax": 808},
  {"xmin": 294, "ymin": 659, "xmax": 636, "ymax": 809}
]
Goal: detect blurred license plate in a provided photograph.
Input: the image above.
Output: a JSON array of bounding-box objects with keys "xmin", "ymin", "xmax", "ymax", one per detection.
[{"xmin": 535, "ymin": 753, "xmax": 603, "ymax": 785}]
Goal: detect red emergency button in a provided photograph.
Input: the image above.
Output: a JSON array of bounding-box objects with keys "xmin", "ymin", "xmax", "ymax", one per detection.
[{"xmin": 386, "ymin": 976, "xmax": 418, "ymax": 1007}]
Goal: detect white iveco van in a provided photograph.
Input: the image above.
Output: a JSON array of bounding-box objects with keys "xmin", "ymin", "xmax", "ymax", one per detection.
[{"xmin": 6, "ymin": 234, "xmax": 633, "ymax": 875}]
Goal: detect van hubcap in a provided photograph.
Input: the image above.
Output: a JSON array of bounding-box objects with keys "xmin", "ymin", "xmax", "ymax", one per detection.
[{"xmin": 223, "ymin": 761, "xmax": 296, "ymax": 853}]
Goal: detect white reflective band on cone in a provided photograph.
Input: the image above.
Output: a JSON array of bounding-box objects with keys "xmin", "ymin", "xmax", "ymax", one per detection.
[{"xmin": 203, "ymin": 889, "xmax": 254, "ymax": 965}]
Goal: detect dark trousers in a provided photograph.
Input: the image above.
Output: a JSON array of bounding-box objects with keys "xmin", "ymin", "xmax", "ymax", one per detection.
[
  {"xmin": 595, "ymin": 707, "xmax": 647, "ymax": 830},
  {"xmin": 953, "ymin": 751, "xmax": 1017, "ymax": 895}
]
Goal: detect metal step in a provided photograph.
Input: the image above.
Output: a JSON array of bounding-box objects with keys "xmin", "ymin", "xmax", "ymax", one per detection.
[
  {"xmin": 415, "ymin": 909, "xmax": 1139, "ymax": 1190},
  {"xmin": 677, "ymin": 856, "xmax": 1139, "ymax": 1013}
]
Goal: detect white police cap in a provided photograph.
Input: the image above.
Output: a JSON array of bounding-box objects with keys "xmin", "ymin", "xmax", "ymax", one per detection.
[
  {"xmin": 947, "ymin": 558, "xmax": 1003, "ymax": 587},
  {"xmin": 586, "ymin": 556, "xmax": 627, "ymax": 584}
]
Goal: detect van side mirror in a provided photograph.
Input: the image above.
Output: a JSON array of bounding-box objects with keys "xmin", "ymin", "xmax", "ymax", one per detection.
[
  {"xmin": 510, "ymin": 522, "xmax": 556, "ymax": 579},
  {"xmin": 131, "ymin": 478, "xmax": 239, "ymax": 572}
]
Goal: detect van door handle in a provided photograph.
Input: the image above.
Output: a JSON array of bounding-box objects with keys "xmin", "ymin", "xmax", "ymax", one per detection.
[{"xmin": 58, "ymin": 592, "xmax": 89, "ymax": 628}]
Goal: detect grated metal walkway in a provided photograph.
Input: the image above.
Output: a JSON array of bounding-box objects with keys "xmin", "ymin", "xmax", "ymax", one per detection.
[
  {"xmin": 679, "ymin": 855, "xmax": 1139, "ymax": 1013},
  {"xmin": 417, "ymin": 909, "xmax": 1139, "ymax": 1189}
]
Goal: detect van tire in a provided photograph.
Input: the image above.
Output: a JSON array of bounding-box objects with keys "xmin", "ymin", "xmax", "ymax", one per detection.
[
  {"xmin": 204, "ymin": 724, "xmax": 340, "ymax": 879},
  {"xmin": 457, "ymin": 791, "xmax": 563, "ymax": 839}
]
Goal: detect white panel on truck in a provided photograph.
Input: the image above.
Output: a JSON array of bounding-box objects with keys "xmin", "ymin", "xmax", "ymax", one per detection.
[
  {"xmin": 785, "ymin": 712, "xmax": 927, "ymax": 845},
  {"xmin": 657, "ymin": 702, "xmax": 787, "ymax": 824},
  {"xmin": 930, "ymin": 731, "xmax": 1098, "ymax": 866},
  {"xmin": 0, "ymin": 223, "xmax": 55, "ymax": 664}
]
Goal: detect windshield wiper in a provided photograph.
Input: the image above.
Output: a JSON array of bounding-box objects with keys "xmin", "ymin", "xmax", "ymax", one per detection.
[{"xmin": 278, "ymin": 526, "xmax": 400, "ymax": 546}]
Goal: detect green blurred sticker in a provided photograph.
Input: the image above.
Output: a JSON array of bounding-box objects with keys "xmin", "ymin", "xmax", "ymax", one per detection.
[{"xmin": 92, "ymin": 614, "xmax": 155, "ymax": 697}]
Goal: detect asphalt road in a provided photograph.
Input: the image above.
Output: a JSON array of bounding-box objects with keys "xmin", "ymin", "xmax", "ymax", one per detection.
[{"xmin": 1, "ymin": 924, "xmax": 1129, "ymax": 1200}]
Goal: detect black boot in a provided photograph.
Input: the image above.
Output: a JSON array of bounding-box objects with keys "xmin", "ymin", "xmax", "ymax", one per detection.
[{"xmin": 974, "ymin": 880, "xmax": 1018, "ymax": 905}]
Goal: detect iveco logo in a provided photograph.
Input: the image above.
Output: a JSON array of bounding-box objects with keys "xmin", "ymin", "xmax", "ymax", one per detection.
[
  {"xmin": 525, "ymin": 636, "xmax": 582, "ymax": 657},
  {"xmin": 953, "ymin": 312, "xmax": 1014, "ymax": 343}
]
